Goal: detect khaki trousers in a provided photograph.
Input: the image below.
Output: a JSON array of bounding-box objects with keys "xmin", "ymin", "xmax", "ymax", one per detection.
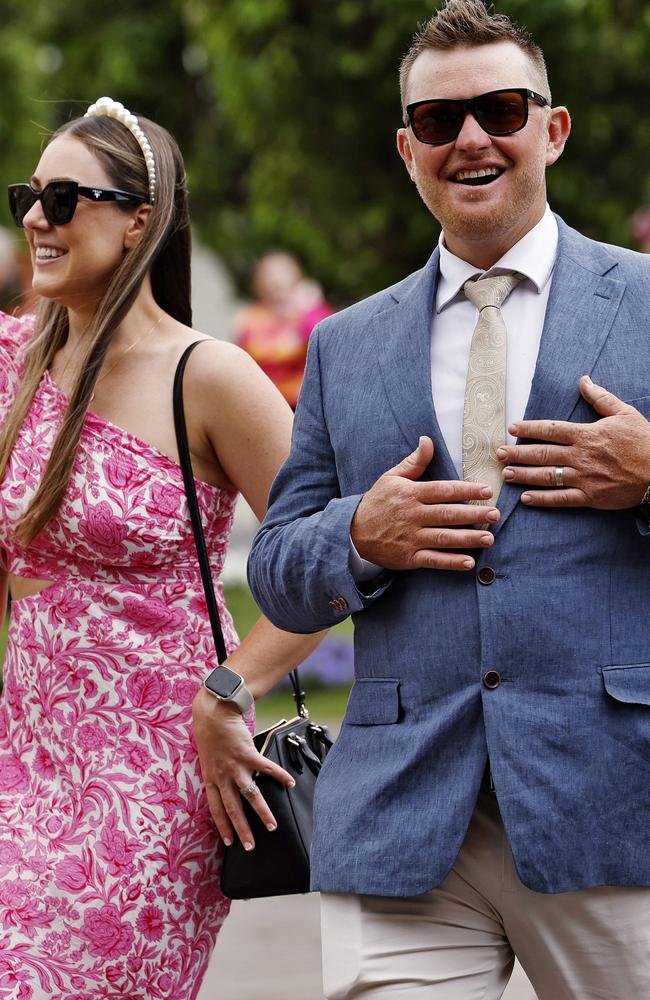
[{"xmin": 321, "ymin": 792, "xmax": 650, "ymax": 999}]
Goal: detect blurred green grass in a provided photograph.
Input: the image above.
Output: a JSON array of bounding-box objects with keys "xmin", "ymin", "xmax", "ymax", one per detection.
[{"xmin": 0, "ymin": 584, "xmax": 351, "ymax": 724}]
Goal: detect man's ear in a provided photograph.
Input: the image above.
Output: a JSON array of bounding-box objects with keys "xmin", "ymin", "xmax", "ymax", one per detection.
[
  {"xmin": 397, "ymin": 128, "xmax": 417, "ymax": 182},
  {"xmin": 546, "ymin": 106, "xmax": 571, "ymax": 167},
  {"xmin": 123, "ymin": 203, "xmax": 152, "ymax": 250}
]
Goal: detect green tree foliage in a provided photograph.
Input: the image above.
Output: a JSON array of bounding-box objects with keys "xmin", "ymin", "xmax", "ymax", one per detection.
[{"xmin": 1, "ymin": 1, "xmax": 649, "ymax": 304}]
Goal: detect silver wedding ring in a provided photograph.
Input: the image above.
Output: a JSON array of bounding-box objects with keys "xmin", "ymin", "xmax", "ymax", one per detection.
[
  {"xmin": 239, "ymin": 781, "xmax": 258, "ymax": 798},
  {"xmin": 554, "ymin": 466, "xmax": 565, "ymax": 487}
]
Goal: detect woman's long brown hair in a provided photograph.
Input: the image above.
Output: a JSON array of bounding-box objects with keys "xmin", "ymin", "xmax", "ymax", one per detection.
[{"xmin": 0, "ymin": 112, "xmax": 192, "ymax": 545}]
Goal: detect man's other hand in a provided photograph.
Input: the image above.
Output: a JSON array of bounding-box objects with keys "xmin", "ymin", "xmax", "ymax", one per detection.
[
  {"xmin": 350, "ymin": 436, "xmax": 499, "ymax": 572},
  {"xmin": 497, "ymin": 376, "xmax": 650, "ymax": 509}
]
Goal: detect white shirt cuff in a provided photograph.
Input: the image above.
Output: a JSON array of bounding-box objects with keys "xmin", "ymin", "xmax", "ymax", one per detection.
[{"xmin": 348, "ymin": 537, "xmax": 385, "ymax": 582}]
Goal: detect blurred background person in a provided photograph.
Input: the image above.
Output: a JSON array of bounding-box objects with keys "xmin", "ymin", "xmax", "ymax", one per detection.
[
  {"xmin": 631, "ymin": 206, "xmax": 650, "ymax": 253},
  {"xmin": 235, "ymin": 251, "xmax": 334, "ymax": 408},
  {"xmin": 0, "ymin": 226, "xmax": 22, "ymax": 313}
]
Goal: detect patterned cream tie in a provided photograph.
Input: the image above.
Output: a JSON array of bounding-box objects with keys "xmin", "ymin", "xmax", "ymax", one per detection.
[{"xmin": 462, "ymin": 272, "xmax": 523, "ymax": 504}]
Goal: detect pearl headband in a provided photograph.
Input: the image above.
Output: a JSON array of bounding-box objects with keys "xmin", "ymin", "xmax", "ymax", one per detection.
[{"xmin": 84, "ymin": 96, "xmax": 156, "ymax": 204}]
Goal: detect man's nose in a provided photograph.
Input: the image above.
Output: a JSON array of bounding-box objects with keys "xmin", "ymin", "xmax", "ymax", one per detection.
[{"xmin": 454, "ymin": 111, "xmax": 493, "ymax": 151}]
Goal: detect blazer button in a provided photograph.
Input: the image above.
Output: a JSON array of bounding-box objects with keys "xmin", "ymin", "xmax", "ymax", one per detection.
[
  {"xmin": 477, "ymin": 567, "xmax": 496, "ymax": 585},
  {"xmin": 329, "ymin": 596, "xmax": 349, "ymax": 613},
  {"xmin": 483, "ymin": 670, "xmax": 501, "ymax": 689}
]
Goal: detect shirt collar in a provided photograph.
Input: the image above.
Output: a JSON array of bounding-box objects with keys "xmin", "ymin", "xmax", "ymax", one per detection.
[{"xmin": 436, "ymin": 205, "xmax": 558, "ymax": 313}]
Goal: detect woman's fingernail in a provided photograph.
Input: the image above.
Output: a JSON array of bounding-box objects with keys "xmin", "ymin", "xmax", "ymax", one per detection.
[
  {"xmin": 223, "ymin": 837, "xmax": 232, "ymax": 847},
  {"xmin": 244, "ymin": 841, "xmax": 254, "ymax": 852},
  {"xmin": 288, "ymin": 779, "xmax": 296, "ymax": 788},
  {"xmin": 266, "ymin": 823, "xmax": 277, "ymax": 832}
]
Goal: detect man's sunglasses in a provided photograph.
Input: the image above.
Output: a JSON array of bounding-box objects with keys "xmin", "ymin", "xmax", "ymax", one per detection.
[
  {"xmin": 7, "ymin": 180, "xmax": 148, "ymax": 228},
  {"xmin": 405, "ymin": 88, "xmax": 549, "ymax": 146}
]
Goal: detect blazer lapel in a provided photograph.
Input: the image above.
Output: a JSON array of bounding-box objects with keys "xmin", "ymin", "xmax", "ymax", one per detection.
[
  {"xmin": 496, "ymin": 219, "xmax": 627, "ymax": 533},
  {"xmin": 375, "ymin": 249, "xmax": 458, "ymax": 483}
]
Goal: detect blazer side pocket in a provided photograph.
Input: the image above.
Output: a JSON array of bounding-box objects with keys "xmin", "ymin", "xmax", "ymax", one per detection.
[
  {"xmin": 344, "ymin": 678, "xmax": 401, "ymax": 725},
  {"xmin": 602, "ymin": 664, "xmax": 650, "ymax": 706}
]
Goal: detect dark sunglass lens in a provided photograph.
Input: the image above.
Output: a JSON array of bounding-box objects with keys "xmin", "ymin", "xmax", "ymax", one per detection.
[
  {"xmin": 8, "ymin": 186, "xmax": 36, "ymax": 227},
  {"xmin": 475, "ymin": 91, "xmax": 526, "ymax": 134},
  {"xmin": 412, "ymin": 101, "xmax": 463, "ymax": 144},
  {"xmin": 42, "ymin": 182, "xmax": 77, "ymax": 225}
]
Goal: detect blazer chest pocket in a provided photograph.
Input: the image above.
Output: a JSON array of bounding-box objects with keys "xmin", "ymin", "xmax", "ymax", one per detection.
[
  {"xmin": 623, "ymin": 395, "xmax": 650, "ymax": 420},
  {"xmin": 344, "ymin": 678, "xmax": 401, "ymax": 726},
  {"xmin": 602, "ymin": 665, "xmax": 650, "ymax": 706}
]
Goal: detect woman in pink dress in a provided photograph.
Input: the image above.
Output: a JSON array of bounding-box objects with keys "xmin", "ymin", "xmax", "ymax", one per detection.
[{"xmin": 0, "ymin": 100, "xmax": 321, "ymax": 998}]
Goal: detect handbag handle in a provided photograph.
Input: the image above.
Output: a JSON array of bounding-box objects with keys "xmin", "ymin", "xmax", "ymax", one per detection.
[{"xmin": 173, "ymin": 342, "xmax": 306, "ymax": 711}]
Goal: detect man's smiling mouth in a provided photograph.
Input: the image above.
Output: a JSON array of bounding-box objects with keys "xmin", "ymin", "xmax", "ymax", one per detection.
[{"xmin": 452, "ymin": 167, "xmax": 504, "ymax": 186}]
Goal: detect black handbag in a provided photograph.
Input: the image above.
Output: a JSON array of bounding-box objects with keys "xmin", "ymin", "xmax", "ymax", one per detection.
[{"xmin": 173, "ymin": 341, "xmax": 333, "ymax": 899}]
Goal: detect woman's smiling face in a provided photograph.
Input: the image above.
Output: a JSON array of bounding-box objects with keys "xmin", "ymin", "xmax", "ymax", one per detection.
[{"xmin": 23, "ymin": 135, "xmax": 140, "ymax": 312}]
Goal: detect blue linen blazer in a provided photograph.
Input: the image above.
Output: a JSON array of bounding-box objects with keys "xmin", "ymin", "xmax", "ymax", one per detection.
[{"xmin": 248, "ymin": 217, "xmax": 650, "ymax": 896}]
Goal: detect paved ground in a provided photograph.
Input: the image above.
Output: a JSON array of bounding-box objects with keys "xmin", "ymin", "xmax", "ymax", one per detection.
[{"xmin": 200, "ymin": 892, "xmax": 538, "ymax": 1000}]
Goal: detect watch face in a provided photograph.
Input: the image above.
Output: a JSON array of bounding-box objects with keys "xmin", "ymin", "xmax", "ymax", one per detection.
[{"xmin": 205, "ymin": 666, "xmax": 242, "ymax": 699}]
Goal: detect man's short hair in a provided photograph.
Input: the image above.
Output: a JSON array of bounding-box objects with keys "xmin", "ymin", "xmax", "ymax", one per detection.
[{"xmin": 399, "ymin": 0, "xmax": 551, "ymax": 114}]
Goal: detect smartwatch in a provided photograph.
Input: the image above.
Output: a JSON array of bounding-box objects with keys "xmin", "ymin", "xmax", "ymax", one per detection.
[
  {"xmin": 204, "ymin": 665, "xmax": 254, "ymax": 714},
  {"xmin": 639, "ymin": 485, "xmax": 650, "ymax": 525}
]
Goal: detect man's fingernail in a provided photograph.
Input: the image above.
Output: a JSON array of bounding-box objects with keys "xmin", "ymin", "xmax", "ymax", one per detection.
[
  {"xmin": 496, "ymin": 448, "xmax": 507, "ymax": 460},
  {"xmin": 463, "ymin": 559, "xmax": 475, "ymax": 569},
  {"xmin": 503, "ymin": 467, "xmax": 514, "ymax": 481},
  {"xmin": 487, "ymin": 510, "xmax": 500, "ymax": 522},
  {"xmin": 223, "ymin": 837, "xmax": 232, "ymax": 847},
  {"xmin": 244, "ymin": 841, "xmax": 254, "ymax": 852},
  {"xmin": 481, "ymin": 534, "xmax": 493, "ymax": 546},
  {"xmin": 508, "ymin": 425, "xmax": 517, "ymax": 435},
  {"xmin": 521, "ymin": 493, "xmax": 533, "ymax": 504},
  {"xmin": 480, "ymin": 487, "xmax": 492, "ymax": 498},
  {"xmin": 266, "ymin": 823, "xmax": 277, "ymax": 832}
]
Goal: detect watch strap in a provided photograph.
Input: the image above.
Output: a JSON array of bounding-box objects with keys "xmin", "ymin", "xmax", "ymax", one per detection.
[{"xmin": 230, "ymin": 680, "xmax": 255, "ymax": 713}]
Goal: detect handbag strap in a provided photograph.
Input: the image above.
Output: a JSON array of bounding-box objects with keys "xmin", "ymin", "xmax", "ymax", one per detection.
[{"xmin": 173, "ymin": 342, "xmax": 306, "ymax": 711}]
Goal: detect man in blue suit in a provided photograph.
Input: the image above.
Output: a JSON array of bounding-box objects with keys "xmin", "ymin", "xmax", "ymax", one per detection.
[{"xmin": 247, "ymin": 1, "xmax": 650, "ymax": 996}]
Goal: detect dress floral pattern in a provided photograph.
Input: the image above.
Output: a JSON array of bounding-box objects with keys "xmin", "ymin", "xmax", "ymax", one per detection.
[{"xmin": 0, "ymin": 311, "xmax": 251, "ymax": 999}]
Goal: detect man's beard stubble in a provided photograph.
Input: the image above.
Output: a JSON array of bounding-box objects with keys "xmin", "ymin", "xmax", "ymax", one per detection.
[{"xmin": 413, "ymin": 155, "xmax": 547, "ymax": 249}]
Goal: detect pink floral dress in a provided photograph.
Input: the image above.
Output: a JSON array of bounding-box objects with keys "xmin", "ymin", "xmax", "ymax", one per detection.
[{"xmin": 0, "ymin": 311, "xmax": 251, "ymax": 999}]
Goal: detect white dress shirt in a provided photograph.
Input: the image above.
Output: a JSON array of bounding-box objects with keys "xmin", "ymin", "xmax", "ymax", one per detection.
[
  {"xmin": 350, "ymin": 205, "xmax": 558, "ymax": 581},
  {"xmin": 434, "ymin": 205, "xmax": 557, "ymax": 475}
]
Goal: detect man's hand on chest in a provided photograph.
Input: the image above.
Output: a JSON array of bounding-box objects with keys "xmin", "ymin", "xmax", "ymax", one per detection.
[{"xmin": 496, "ymin": 375, "xmax": 650, "ymax": 510}]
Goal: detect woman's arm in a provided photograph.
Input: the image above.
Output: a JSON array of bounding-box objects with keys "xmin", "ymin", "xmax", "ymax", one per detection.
[
  {"xmin": 192, "ymin": 621, "xmax": 324, "ymax": 850},
  {"xmin": 186, "ymin": 341, "xmax": 331, "ymax": 848}
]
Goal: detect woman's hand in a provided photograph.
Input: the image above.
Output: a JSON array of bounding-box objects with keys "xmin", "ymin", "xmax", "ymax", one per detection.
[{"xmin": 192, "ymin": 687, "xmax": 295, "ymax": 851}]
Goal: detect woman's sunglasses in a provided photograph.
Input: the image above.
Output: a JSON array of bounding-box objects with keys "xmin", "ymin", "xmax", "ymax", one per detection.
[
  {"xmin": 7, "ymin": 180, "xmax": 148, "ymax": 228},
  {"xmin": 405, "ymin": 88, "xmax": 549, "ymax": 146}
]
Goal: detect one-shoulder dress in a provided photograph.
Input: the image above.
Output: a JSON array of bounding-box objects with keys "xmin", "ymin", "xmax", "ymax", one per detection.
[{"xmin": 0, "ymin": 311, "xmax": 251, "ymax": 999}]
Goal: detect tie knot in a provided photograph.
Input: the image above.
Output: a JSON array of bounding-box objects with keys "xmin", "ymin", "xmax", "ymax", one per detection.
[{"xmin": 463, "ymin": 272, "xmax": 523, "ymax": 312}]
